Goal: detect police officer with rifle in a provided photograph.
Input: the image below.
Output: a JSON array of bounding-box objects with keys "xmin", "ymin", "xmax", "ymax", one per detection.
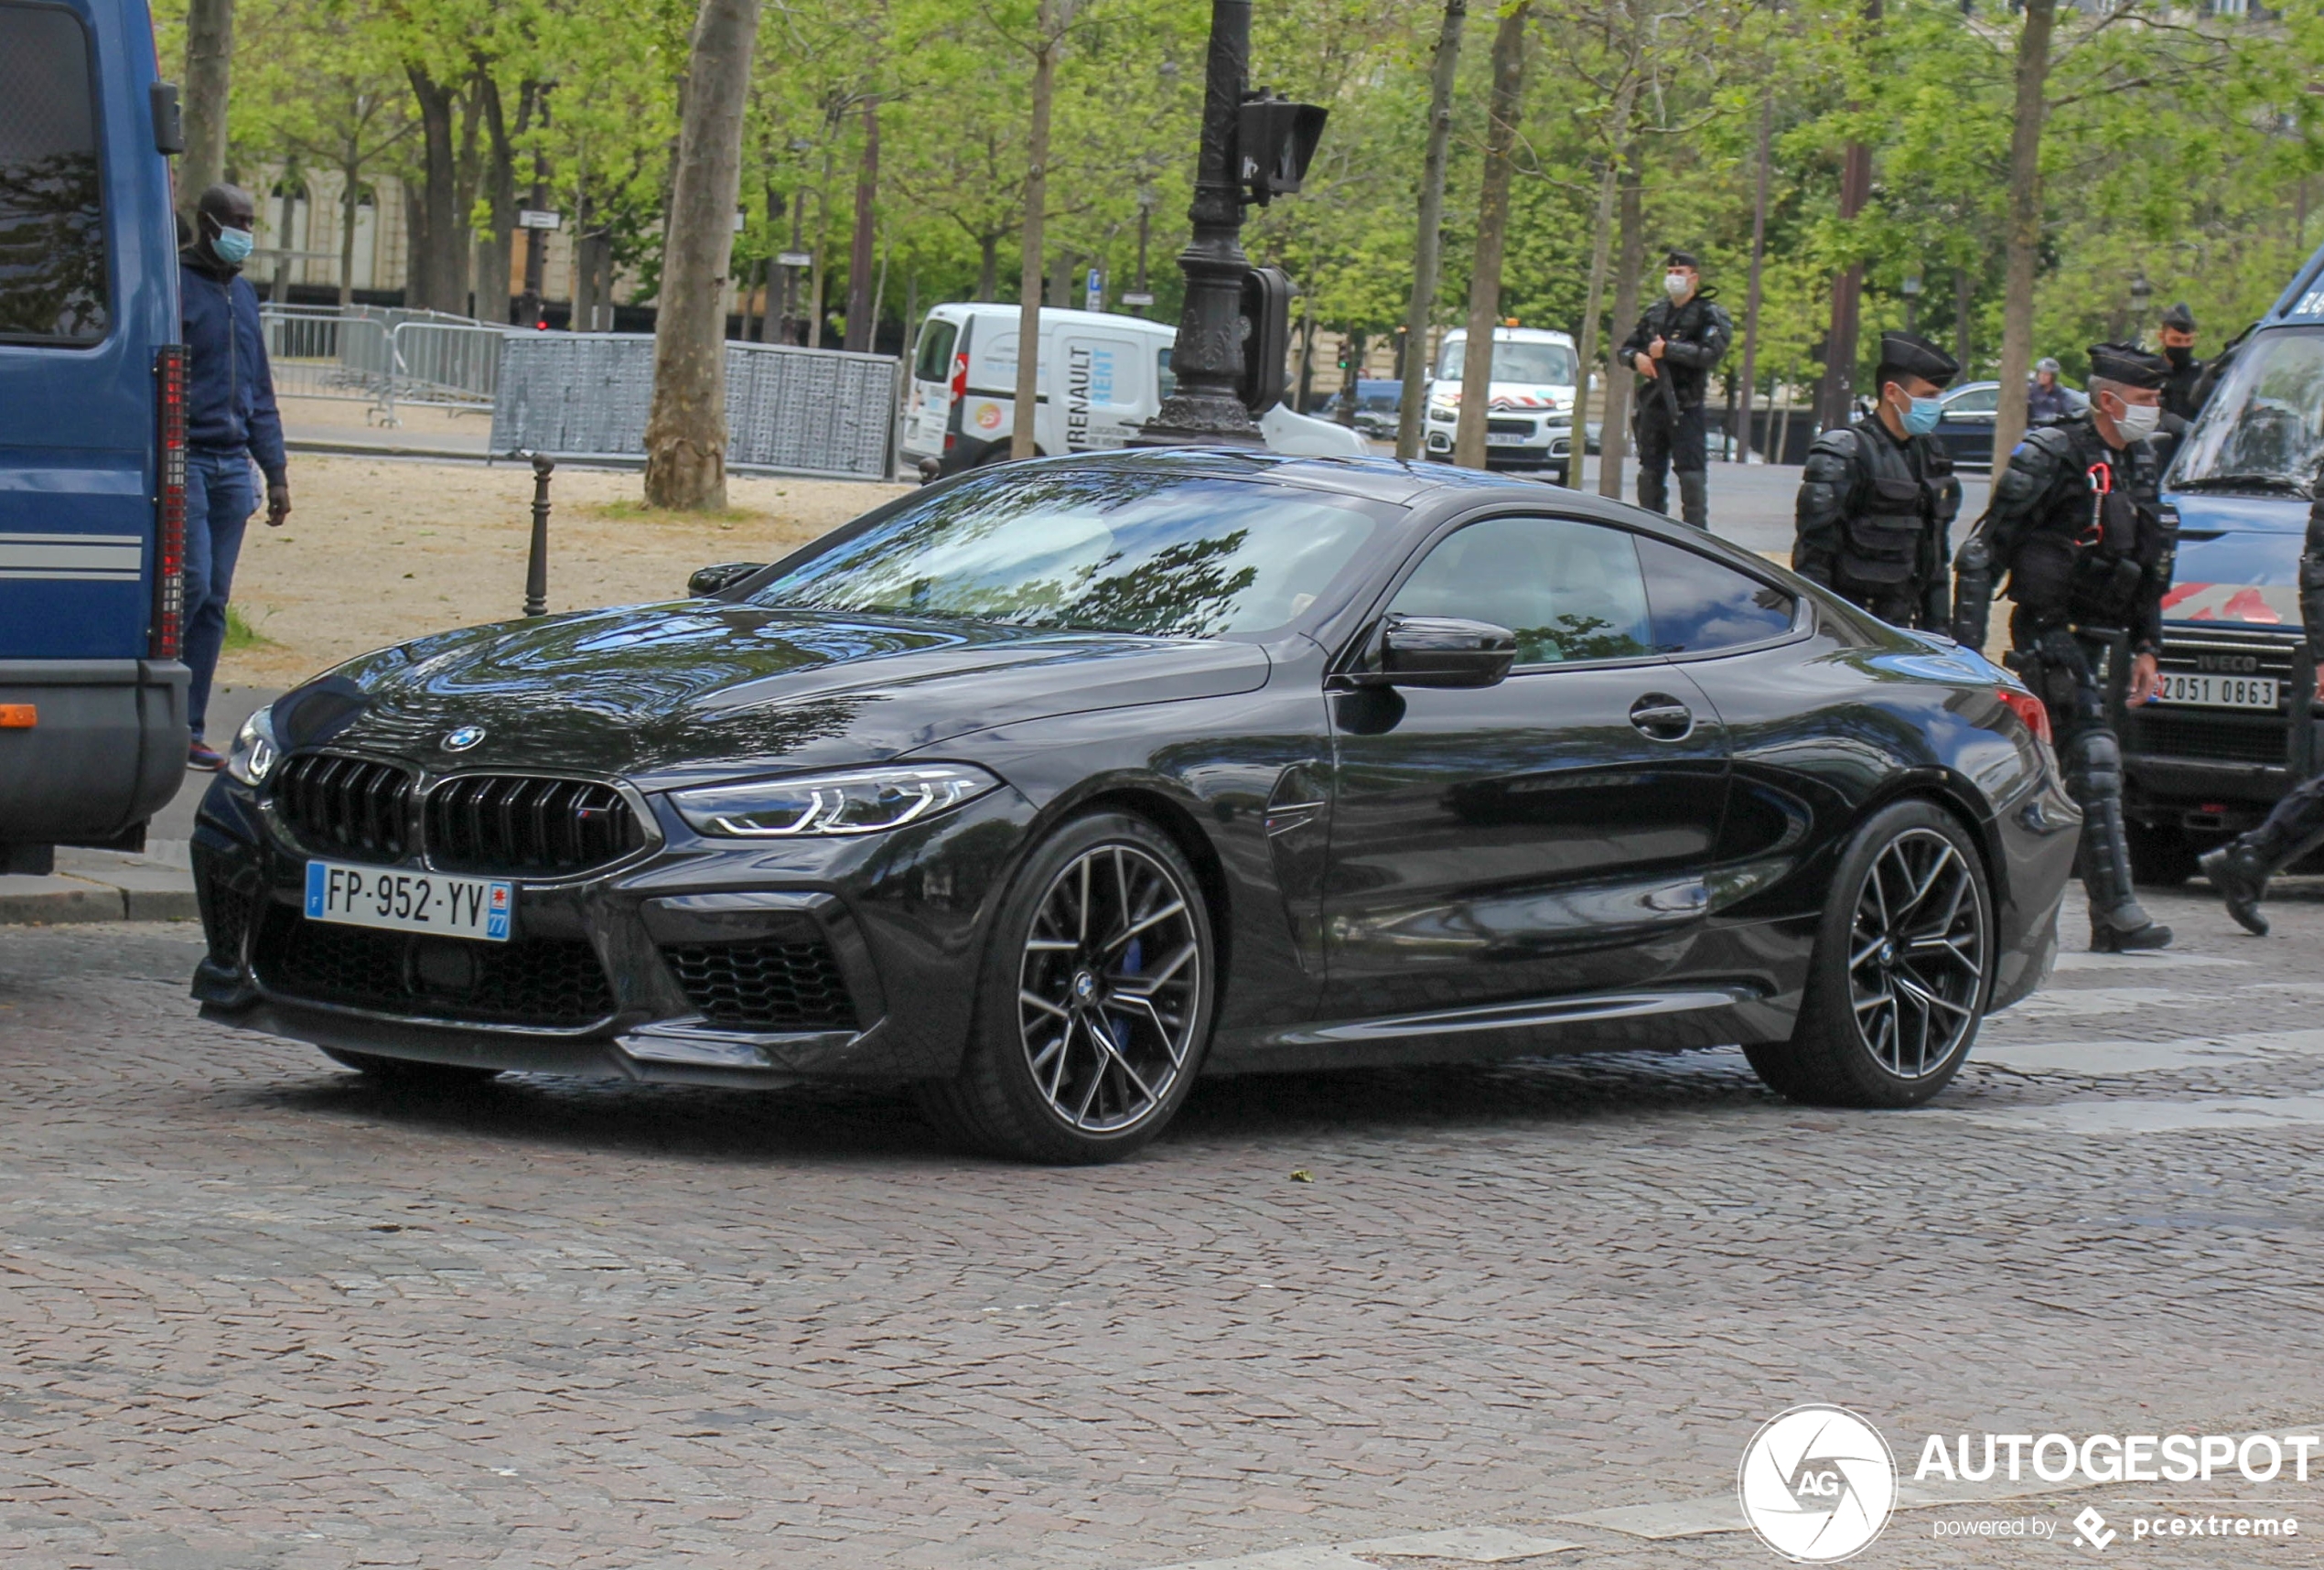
[
  {"xmin": 1791, "ymin": 331, "xmax": 1963, "ymax": 629},
  {"xmin": 1620, "ymin": 250, "xmax": 1732, "ymax": 529},
  {"xmin": 2200, "ymin": 489, "xmax": 2324, "ymax": 936},
  {"xmin": 1953, "ymin": 343, "xmax": 2179, "ymax": 952}
]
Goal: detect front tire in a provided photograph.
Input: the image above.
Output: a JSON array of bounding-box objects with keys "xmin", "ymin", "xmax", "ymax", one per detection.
[
  {"xmin": 917, "ymin": 812, "xmax": 1215, "ymax": 1163},
  {"xmin": 1746, "ymin": 800, "xmax": 1992, "ymax": 1108},
  {"xmin": 319, "ymin": 1048, "xmax": 501, "ymax": 1087}
]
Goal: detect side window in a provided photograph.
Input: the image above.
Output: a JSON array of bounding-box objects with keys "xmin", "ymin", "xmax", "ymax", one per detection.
[
  {"xmin": 0, "ymin": 3, "xmax": 108, "ymax": 346},
  {"xmin": 1391, "ymin": 515, "xmax": 1655, "ymax": 666},
  {"xmin": 1946, "ymin": 385, "xmax": 1999, "ymax": 415},
  {"xmin": 1157, "ymin": 346, "xmax": 1177, "ymax": 399},
  {"xmin": 912, "ymin": 318, "xmax": 957, "ymax": 382},
  {"xmin": 1634, "ymin": 535, "xmax": 1797, "ymax": 653}
]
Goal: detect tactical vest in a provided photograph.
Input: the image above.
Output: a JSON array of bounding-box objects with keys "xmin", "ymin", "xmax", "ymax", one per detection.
[
  {"xmin": 2007, "ymin": 429, "xmax": 2173, "ymax": 630},
  {"xmin": 1839, "ymin": 425, "xmax": 1951, "ymax": 586}
]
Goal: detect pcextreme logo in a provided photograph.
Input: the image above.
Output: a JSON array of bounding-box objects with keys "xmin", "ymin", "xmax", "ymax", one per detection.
[{"xmin": 1738, "ymin": 1404, "xmax": 1899, "ymax": 1562}]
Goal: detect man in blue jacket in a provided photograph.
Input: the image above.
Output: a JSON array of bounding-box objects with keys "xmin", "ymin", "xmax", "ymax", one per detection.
[{"xmin": 179, "ymin": 183, "xmax": 292, "ymax": 770}]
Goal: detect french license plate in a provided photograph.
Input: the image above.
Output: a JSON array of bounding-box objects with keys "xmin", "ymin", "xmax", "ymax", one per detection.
[
  {"xmin": 2157, "ymin": 672, "xmax": 2277, "ymax": 710},
  {"xmin": 1486, "ymin": 431, "xmax": 1534, "ymax": 446},
  {"xmin": 304, "ymin": 860, "xmax": 512, "ymax": 941}
]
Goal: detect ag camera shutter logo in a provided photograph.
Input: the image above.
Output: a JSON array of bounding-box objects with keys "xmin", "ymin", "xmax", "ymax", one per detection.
[{"xmin": 1738, "ymin": 1404, "xmax": 1898, "ymax": 1561}]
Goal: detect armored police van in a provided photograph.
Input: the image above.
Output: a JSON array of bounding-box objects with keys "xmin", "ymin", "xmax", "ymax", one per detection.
[
  {"xmin": 0, "ymin": 0, "xmax": 188, "ymax": 873},
  {"xmin": 2122, "ymin": 242, "xmax": 2324, "ymax": 882}
]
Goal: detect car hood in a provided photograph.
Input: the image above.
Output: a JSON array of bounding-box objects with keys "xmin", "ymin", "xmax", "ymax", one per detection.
[
  {"xmin": 2160, "ymin": 491, "xmax": 2307, "ymax": 628},
  {"xmin": 284, "ymin": 603, "xmax": 1272, "ymax": 786}
]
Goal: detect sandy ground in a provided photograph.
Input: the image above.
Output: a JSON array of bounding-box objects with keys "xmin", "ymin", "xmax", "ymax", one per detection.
[{"xmin": 219, "ymin": 456, "xmax": 909, "ymax": 686}]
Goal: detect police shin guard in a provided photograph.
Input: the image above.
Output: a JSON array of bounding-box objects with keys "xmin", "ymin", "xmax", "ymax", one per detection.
[
  {"xmin": 2067, "ymin": 730, "xmax": 2171, "ymax": 952},
  {"xmin": 2198, "ymin": 776, "xmax": 2324, "ymax": 937},
  {"xmin": 1677, "ymin": 468, "xmax": 1709, "ymax": 529},
  {"xmin": 1636, "ymin": 468, "xmax": 1669, "ymax": 517}
]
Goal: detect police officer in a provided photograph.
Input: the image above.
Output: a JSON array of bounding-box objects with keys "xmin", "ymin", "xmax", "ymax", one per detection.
[
  {"xmin": 2199, "ymin": 490, "xmax": 2324, "ymax": 936},
  {"xmin": 1791, "ymin": 331, "xmax": 1963, "ymax": 628},
  {"xmin": 1619, "ymin": 250, "xmax": 1732, "ymax": 528},
  {"xmin": 1953, "ymin": 342, "xmax": 2178, "ymax": 952},
  {"xmin": 2028, "ymin": 358, "xmax": 2074, "ymax": 425},
  {"xmin": 2157, "ymin": 302, "xmax": 2205, "ymax": 423}
]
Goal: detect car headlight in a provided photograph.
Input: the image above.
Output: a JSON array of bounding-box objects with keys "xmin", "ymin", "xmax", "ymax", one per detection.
[
  {"xmin": 227, "ymin": 703, "xmax": 279, "ymax": 785},
  {"xmin": 1427, "ymin": 400, "xmax": 1458, "ymax": 423},
  {"xmin": 672, "ymin": 763, "xmax": 1002, "ymax": 838}
]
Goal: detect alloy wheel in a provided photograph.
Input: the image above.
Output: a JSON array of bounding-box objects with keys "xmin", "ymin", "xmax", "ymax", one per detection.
[
  {"xmin": 1846, "ymin": 826, "xmax": 1986, "ymax": 1078},
  {"xmin": 1017, "ymin": 843, "xmax": 1203, "ymax": 1133}
]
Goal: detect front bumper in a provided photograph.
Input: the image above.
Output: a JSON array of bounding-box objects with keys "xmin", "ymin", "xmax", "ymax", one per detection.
[
  {"xmin": 189, "ymin": 771, "xmax": 1034, "ymax": 1085},
  {"xmin": 1423, "ymin": 421, "xmax": 1571, "ymax": 470}
]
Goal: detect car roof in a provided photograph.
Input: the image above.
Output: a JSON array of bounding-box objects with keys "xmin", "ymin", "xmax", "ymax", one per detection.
[{"xmin": 930, "ymin": 302, "xmax": 1171, "ymax": 336}]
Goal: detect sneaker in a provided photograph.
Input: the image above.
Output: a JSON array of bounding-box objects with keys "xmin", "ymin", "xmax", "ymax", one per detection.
[{"xmin": 188, "ymin": 740, "xmax": 223, "ymax": 772}]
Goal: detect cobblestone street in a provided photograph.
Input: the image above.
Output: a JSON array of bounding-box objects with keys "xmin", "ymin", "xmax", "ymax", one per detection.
[{"xmin": 4, "ymin": 883, "xmax": 2321, "ymax": 1569}]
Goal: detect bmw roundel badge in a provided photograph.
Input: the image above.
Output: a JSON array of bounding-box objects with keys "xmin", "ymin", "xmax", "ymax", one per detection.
[{"xmin": 442, "ymin": 725, "xmax": 487, "ymax": 752}]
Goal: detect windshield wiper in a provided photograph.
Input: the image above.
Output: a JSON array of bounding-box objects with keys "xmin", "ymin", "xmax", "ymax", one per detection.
[{"xmin": 2172, "ymin": 473, "xmax": 2308, "ymax": 495}]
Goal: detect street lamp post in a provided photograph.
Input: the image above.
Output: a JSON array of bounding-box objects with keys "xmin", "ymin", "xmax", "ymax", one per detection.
[
  {"xmin": 1135, "ymin": 0, "xmax": 1262, "ymax": 445},
  {"xmin": 1133, "ymin": 184, "xmax": 1156, "ymax": 307}
]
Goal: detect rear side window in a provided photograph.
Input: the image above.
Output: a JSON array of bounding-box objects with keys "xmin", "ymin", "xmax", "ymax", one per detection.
[
  {"xmin": 1635, "ymin": 535, "xmax": 1797, "ymax": 653},
  {"xmin": 912, "ymin": 317, "xmax": 956, "ymax": 382},
  {"xmin": 0, "ymin": 3, "xmax": 109, "ymax": 346}
]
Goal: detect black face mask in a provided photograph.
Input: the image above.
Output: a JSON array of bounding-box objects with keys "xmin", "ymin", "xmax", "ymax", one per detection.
[{"xmin": 2165, "ymin": 346, "xmax": 2192, "ymax": 369}]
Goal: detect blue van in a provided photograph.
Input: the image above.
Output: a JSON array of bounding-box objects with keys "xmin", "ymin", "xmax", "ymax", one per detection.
[
  {"xmin": 2121, "ymin": 242, "xmax": 2324, "ymax": 881},
  {"xmin": 0, "ymin": 0, "xmax": 188, "ymax": 874}
]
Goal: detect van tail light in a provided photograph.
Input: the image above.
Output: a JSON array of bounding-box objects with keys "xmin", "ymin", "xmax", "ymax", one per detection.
[
  {"xmin": 152, "ymin": 345, "xmax": 187, "ymax": 660},
  {"xmin": 950, "ymin": 349, "xmax": 968, "ymax": 403},
  {"xmin": 1997, "ymin": 687, "xmax": 2051, "ymax": 746}
]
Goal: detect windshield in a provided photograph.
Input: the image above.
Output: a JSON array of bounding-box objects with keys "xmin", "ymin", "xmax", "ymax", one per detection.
[
  {"xmin": 1437, "ymin": 340, "xmax": 1575, "ymax": 386},
  {"xmin": 2174, "ymin": 328, "xmax": 2324, "ymax": 491},
  {"xmin": 748, "ymin": 468, "xmax": 1390, "ymax": 638}
]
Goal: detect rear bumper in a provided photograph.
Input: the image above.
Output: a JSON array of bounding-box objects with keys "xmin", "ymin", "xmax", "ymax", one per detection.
[{"xmin": 0, "ymin": 659, "xmax": 188, "ymax": 845}]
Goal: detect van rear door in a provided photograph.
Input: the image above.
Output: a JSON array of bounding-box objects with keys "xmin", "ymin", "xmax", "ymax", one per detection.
[
  {"xmin": 903, "ymin": 311, "xmax": 961, "ymax": 460},
  {"xmin": 0, "ymin": 0, "xmax": 158, "ymax": 659},
  {"xmin": 1052, "ymin": 329, "xmax": 1148, "ymax": 451}
]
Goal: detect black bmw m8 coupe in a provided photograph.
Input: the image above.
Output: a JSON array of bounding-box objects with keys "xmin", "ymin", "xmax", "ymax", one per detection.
[{"xmin": 192, "ymin": 450, "xmax": 2077, "ymax": 1160}]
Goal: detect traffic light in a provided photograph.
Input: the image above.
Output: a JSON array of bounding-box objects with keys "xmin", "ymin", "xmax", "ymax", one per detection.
[
  {"xmin": 1237, "ymin": 264, "xmax": 1294, "ymax": 414},
  {"xmin": 1237, "ymin": 91, "xmax": 1328, "ymax": 208}
]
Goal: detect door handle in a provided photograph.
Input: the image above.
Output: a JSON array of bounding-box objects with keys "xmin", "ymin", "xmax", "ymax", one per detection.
[{"xmin": 1629, "ymin": 694, "xmax": 1695, "ymax": 740}]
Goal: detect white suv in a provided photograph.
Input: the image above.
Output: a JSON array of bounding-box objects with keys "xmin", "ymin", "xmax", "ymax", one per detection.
[{"xmin": 1423, "ymin": 326, "xmax": 1579, "ymax": 473}]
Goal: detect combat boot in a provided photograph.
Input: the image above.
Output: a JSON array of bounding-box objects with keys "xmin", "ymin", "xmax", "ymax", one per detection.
[
  {"xmin": 2199, "ymin": 840, "xmax": 2273, "ymax": 936},
  {"xmin": 2081, "ymin": 795, "xmax": 2172, "ymax": 952}
]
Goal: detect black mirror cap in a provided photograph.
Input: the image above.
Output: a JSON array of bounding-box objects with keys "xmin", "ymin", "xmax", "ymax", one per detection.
[
  {"xmin": 1376, "ymin": 614, "xmax": 1517, "ymax": 689},
  {"xmin": 688, "ymin": 562, "xmax": 769, "ymax": 597}
]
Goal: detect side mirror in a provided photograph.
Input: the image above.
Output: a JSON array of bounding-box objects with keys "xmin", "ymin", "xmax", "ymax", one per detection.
[
  {"xmin": 688, "ymin": 562, "xmax": 768, "ymax": 597},
  {"xmin": 1373, "ymin": 614, "xmax": 1516, "ymax": 689}
]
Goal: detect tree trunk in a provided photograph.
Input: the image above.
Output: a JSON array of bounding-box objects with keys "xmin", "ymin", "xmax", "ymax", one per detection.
[
  {"xmin": 975, "ymin": 232, "xmax": 999, "ymax": 301},
  {"xmin": 179, "ymin": 0, "xmax": 235, "ymax": 213},
  {"xmin": 1598, "ymin": 148, "xmax": 1644, "ymax": 499},
  {"xmin": 1817, "ymin": 0, "xmax": 1880, "ymax": 432},
  {"xmin": 643, "ymin": 0, "xmax": 762, "ymax": 510},
  {"xmin": 1992, "ymin": 0, "xmax": 2054, "ymax": 479},
  {"xmin": 338, "ymin": 148, "xmax": 360, "ymax": 307},
  {"xmin": 1339, "ymin": 329, "xmax": 1363, "ymax": 425},
  {"xmin": 1735, "ymin": 90, "xmax": 1772, "ymax": 463},
  {"xmin": 404, "ymin": 66, "xmax": 465, "ymax": 313},
  {"xmin": 1011, "ymin": 4, "xmax": 1062, "ymax": 461},
  {"xmin": 1565, "ymin": 158, "xmax": 1617, "ymax": 489},
  {"xmin": 1953, "ymin": 264, "xmax": 1973, "ymax": 378},
  {"xmin": 845, "ymin": 98, "xmax": 879, "ymax": 351},
  {"xmin": 268, "ymin": 170, "xmax": 295, "ymax": 303},
  {"xmin": 1394, "ymin": 0, "xmax": 1466, "ymax": 461},
  {"xmin": 1451, "ymin": 1, "xmax": 1530, "ymax": 471},
  {"xmin": 758, "ymin": 185, "xmax": 783, "ymax": 340},
  {"xmin": 1048, "ymin": 246, "xmax": 1074, "ymax": 310},
  {"xmin": 477, "ymin": 77, "xmax": 519, "ymax": 326}
]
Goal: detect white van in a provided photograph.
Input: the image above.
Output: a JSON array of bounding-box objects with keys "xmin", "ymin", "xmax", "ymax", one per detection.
[
  {"xmin": 902, "ymin": 302, "xmax": 1363, "ymax": 476},
  {"xmin": 1421, "ymin": 326, "xmax": 1580, "ymax": 473}
]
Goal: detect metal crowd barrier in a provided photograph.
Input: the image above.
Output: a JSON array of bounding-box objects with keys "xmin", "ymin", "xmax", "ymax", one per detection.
[
  {"xmin": 258, "ymin": 305, "xmax": 508, "ymax": 425},
  {"xmin": 491, "ymin": 334, "xmax": 898, "ymax": 481}
]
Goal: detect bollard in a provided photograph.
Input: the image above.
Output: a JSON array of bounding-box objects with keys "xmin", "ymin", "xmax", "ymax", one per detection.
[{"xmin": 523, "ymin": 452, "xmax": 554, "ymax": 617}]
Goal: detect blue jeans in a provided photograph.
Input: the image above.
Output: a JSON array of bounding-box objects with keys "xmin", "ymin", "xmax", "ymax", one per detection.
[{"xmin": 182, "ymin": 447, "xmax": 257, "ymax": 743}]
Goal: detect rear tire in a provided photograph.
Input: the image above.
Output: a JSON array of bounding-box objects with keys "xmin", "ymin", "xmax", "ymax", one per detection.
[
  {"xmin": 1745, "ymin": 800, "xmax": 1992, "ymax": 1109},
  {"xmin": 916, "ymin": 811, "xmax": 1215, "ymax": 1163},
  {"xmin": 320, "ymin": 1048, "xmax": 501, "ymax": 1087}
]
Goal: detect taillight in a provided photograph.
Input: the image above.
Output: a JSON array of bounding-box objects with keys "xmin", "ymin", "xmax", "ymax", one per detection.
[
  {"xmin": 1997, "ymin": 687, "xmax": 2051, "ymax": 745},
  {"xmin": 949, "ymin": 349, "xmax": 968, "ymax": 403},
  {"xmin": 152, "ymin": 345, "xmax": 187, "ymax": 660}
]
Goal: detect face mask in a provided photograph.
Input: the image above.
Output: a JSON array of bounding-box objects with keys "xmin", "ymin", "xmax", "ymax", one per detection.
[
  {"xmin": 2108, "ymin": 400, "xmax": 2161, "ymax": 444},
  {"xmin": 1663, "ymin": 272, "xmax": 1691, "ymax": 301},
  {"xmin": 211, "ymin": 226, "xmax": 253, "ymax": 265},
  {"xmin": 2164, "ymin": 345, "xmax": 2191, "ymax": 369},
  {"xmin": 1899, "ymin": 394, "xmax": 1942, "ymax": 436}
]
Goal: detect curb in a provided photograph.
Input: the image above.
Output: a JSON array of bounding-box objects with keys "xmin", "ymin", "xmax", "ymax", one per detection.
[{"xmin": 0, "ymin": 875, "xmax": 199, "ymax": 925}]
